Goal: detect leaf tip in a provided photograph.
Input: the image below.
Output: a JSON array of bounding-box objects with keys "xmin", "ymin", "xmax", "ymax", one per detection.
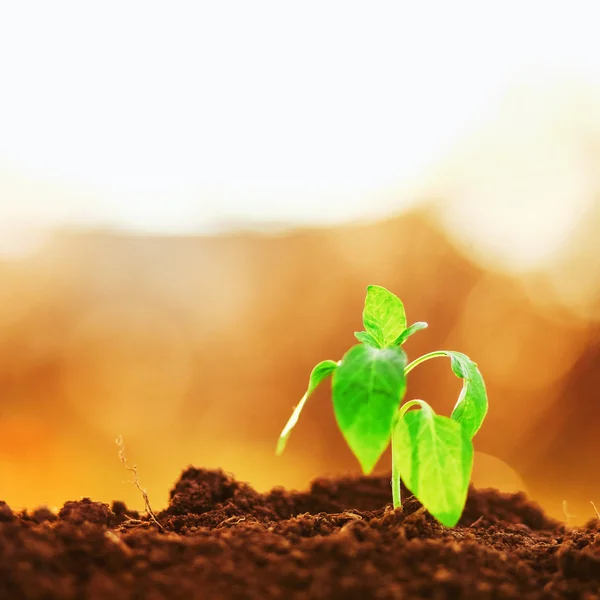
[
  {"xmin": 355, "ymin": 446, "xmax": 385, "ymax": 476},
  {"xmin": 436, "ymin": 511, "xmax": 462, "ymax": 528},
  {"xmin": 275, "ymin": 436, "xmax": 287, "ymax": 456},
  {"xmin": 359, "ymin": 460, "xmax": 376, "ymax": 476}
]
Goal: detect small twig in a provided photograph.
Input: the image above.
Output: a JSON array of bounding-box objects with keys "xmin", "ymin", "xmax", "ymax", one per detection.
[
  {"xmin": 219, "ymin": 515, "xmax": 246, "ymax": 527},
  {"xmin": 116, "ymin": 435, "xmax": 163, "ymax": 531},
  {"xmin": 562, "ymin": 500, "xmax": 575, "ymax": 526},
  {"xmin": 591, "ymin": 501, "xmax": 600, "ymax": 520}
]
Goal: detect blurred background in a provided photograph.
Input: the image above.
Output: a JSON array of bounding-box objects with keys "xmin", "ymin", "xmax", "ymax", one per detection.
[{"xmin": 1, "ymin": 1, "xmax": 600, "ymax": 524}]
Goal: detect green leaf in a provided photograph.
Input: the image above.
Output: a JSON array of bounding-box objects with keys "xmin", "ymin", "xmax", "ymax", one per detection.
[
  {"xmin": 362, "ymin": 285, "xmax": 407, "ymax": 348},
  {"xmin": 276, "ymin": 360, "xmax": 338, "ymax": 455},
  {"xmin": 393, "ymin": 402, "xmax": 473, "ymax": 527},
  {"xmin": 332, "ymin": 344, "xmax": 407, "ymax": 474},
  {"xmin": 446, "ymin": 352, "xmax": 488, "ymax": 439},
  {"xmin": 394, "ymin": 321, "xmax": 428, "ymax": 345},
  {"xmin": 354, "ymin": 331, "xmax": 380, "ymax": 347},
  {"xmin": 405, "ymin": 350, "xmax": 488, "ymax": 439}
]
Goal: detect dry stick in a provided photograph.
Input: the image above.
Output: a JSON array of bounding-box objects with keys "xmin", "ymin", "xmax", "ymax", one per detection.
[
  {"xmin": 591, "ymin": 501, "xmax": 600, "ymax": 520},
  {"xmin": 562, "ymin": 500, "xmax": 574, "ymax": 526},
  {"xmin": 116, "ymin": 435, "xmax": 163, "ymax": 530}
]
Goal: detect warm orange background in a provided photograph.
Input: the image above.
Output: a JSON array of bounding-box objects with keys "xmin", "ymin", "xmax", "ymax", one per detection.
[
  {"xmin": 1, "ymin": 202, "xmax": 599, "ymax": 524},
  {"xmin": 2, "ymin": 3, "xmax": 600, "ymax": 527}
]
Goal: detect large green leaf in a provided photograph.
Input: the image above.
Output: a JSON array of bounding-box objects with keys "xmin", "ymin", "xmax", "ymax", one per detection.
[
  {"xmin": 393, "ymin": 402, "xmax": 473, "ymax": 527},
  {"xmin": 405, "ymin": 350, "xmax": 487, "ymax": 439},
  {"xmin": 276, "ymin": 360, "xmax": 338, "ymax": 455},
  {"xmin": 332, "ymin": 344, "xmax": 407, "ymax": 474},
  {"xmin": 362, "ymin": 285, "xmax": 407, "ymax": 348}
]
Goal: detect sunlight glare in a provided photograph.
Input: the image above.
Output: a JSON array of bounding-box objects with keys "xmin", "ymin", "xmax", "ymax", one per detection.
[{"xmin": 1, "ymin": 1, "xmax": 600, "ymax": 267}]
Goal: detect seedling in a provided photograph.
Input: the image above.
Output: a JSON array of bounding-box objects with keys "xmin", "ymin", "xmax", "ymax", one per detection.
[{"xmin": 276, "ymin": 285, "xmax": 488, "ymax": 527}]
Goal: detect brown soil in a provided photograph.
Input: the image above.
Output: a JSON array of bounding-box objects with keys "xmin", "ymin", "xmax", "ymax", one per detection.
[{"xmin": 0, "ymin": 468, "xmax": 598, "ymax": 599}]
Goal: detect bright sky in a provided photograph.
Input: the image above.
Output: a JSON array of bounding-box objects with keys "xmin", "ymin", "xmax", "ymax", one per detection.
[{"xmin": 1, "ymin": 1, "xmax": 600, "ymax": 260}]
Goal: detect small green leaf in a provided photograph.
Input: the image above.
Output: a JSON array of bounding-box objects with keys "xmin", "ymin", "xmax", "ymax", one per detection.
[
  {"xmin": 332, "ymin": 344, "xmax": 407, "ymax": 474},
  {"xmin": 405, "ymin": 350, "xmax": 488, "ymax": 439},
  {"xmin": 393, "ymin": 402, "xmax": 473, "ymax": 527},
  {"xmin": 394, "ymin": 321, "xmax": 428, "ymax": 345},
  {"xmin": 354, "ymin": 331, "xmax": 380, "ymax": 347},
  {"xmin": 276, "ymin": 360, "xmax": 338, "ymax": 455},
  {"xmin": 362, "ymin": 285, "xmax": 407, "ymax": 348},
  {"xmin": 447, "ymin": 352, "xmax": 487, "ymax": 439}
]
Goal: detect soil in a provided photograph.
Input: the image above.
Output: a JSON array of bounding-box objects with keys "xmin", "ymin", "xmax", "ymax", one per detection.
[{"xmin": 0, "ymin": 468, "xmax": 598, "ymax": 599}]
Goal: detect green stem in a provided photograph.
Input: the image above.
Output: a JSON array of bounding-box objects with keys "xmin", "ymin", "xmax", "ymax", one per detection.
[
  {"xmin": 398, "ymin": 398, "xmax": 428, "ymax": 419},
  {"xmin": 404, "ymin": 350, "xmax": 448, "ymax": 376},
  {"xmin": 391, "ymin": 427, "xmax": 402, "ymax": 509}
]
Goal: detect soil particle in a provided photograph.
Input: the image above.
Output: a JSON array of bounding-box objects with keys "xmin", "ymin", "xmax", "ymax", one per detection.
[
  {"xmin": 0, "ymin": 467, "xmax": 598, "ymax": 599},
  {"xmin": 58, "ymin": 498, "xmax": 116, "ymax": 527}
]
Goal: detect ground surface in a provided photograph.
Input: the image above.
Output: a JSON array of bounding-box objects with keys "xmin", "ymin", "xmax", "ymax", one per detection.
[{"xmin": 0, "ymin": 468, "xmax": 598, "ymax": 599}]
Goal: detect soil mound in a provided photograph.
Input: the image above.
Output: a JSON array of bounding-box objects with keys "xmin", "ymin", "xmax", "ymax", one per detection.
[{"xmin": 0, "ymin": 468, "xmax": 598, "ymax": 599}]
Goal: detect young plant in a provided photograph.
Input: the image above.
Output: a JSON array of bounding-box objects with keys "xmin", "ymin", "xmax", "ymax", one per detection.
[{"xmin": 276, "ymin": 285, "xmax": 488, "ymax": 527}]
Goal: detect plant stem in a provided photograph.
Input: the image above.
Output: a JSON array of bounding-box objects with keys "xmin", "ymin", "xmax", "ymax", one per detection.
[
  {"xmin": 391, "ymin": 428, "xmax": 402, "ymax": 509},
  {"xmin": 404, "ymin": 350, "xmax": 448, "ymax": 375}
]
